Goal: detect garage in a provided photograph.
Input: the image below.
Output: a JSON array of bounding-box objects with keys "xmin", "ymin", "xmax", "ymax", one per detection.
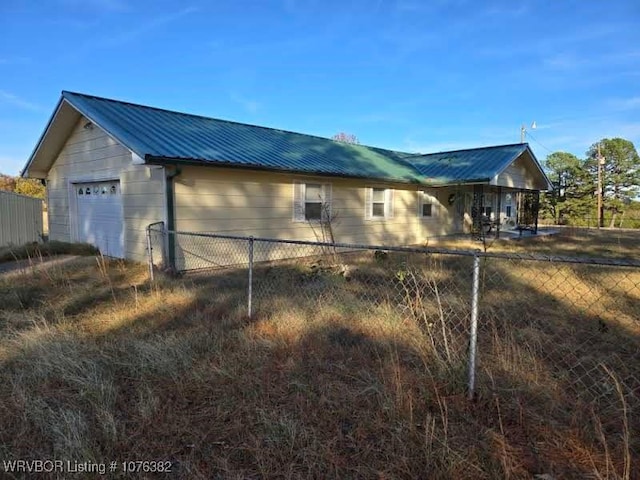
[{"xmin": 73, "ymin": 180, "xmax": 124, "ymax": 258}]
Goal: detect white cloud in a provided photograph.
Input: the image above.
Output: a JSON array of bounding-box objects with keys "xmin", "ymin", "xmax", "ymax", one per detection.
[
  {"xmin": 397, "ymin": 140, "xmax": 483, "ymax": 154},
  {"xmin": 0, "ymin": 91, "xmax": 43, "ymax": 112},
  {"xmin": 480, "ymin": 4, "xmax": 528, "ymax": 19},
  {"xmin": 229, "ymin": 93, "xmax": 261, "ymax": 115},
  {"xmin": 608, "ymin": 96, "xmax": 640, "ymax": 111},
  {"xmin": 57, "ymin": 0, "xmax": 129, "ymax": 12},
  {"xmin": 0, "ymin": 56, "xmax": 32, "ymax": 66},
  {"xmin": 98, "ymin": 6, "xmax": 197, "ymax": 48},
  {"xmin": 543, "ymin": 53, "xmax": 589, "ymax": 70},
  {"xmin": 477, "ymin": 24, "xmax": 628, "ymax": 64}
]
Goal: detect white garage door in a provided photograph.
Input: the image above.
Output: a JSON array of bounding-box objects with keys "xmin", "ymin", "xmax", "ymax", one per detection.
[{"xmin": 74, "ymin": 181, "xmax": 124, "ymax": 258}]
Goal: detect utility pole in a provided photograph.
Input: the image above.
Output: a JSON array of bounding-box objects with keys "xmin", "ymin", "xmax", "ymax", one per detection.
[{"xmin": 596, "ymin": 143, "xmax": 605, "ymax": 228}]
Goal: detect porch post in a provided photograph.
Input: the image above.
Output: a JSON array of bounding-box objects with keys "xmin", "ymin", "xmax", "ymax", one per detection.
[
  {"xmin": 516, "ymin": 190, "xmax": 522, "ymax": 237},
  {"xmin": 533, "ymin": 191, "xmax": 540, "ymax": 234},
  {"xmin": 472, "ymin": 185, "xmax": 483, "ymax": 237},
  {"xmin": 495, "ymin": 186, "xmax": 502, "ymax": 239}
]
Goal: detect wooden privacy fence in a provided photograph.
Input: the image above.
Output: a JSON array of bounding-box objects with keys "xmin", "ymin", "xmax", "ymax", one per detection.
[{"xmin": 0, "ymin": 190, "xmax": 44, "ymax": 247}]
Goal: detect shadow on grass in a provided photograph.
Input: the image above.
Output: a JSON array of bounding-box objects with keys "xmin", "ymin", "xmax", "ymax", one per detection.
[{"xmin": 0, "ymin": 253, "xmax": 638, "ymax": 478}]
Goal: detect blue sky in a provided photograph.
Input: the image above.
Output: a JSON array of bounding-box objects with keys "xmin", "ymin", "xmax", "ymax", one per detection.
[{"xmin": 1, "ymin": 0, "xmax": 639, "ymax": 175}]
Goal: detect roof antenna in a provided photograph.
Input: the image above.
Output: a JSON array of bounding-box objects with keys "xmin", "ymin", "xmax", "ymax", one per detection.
[{"xmin": 520, "ymin": 121, "xmax": 536, "ymax": 143}]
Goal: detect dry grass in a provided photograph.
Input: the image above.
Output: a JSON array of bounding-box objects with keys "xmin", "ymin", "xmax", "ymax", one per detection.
[
  {"xmin": 430, "ymin": 227, "xmax": 640, "ymax": 261},
  {"xmin": 0, "ymin": 240, "xmax": 98, "ymax": 264},
  {"xmin": 0, "ymin": 230, "xmax": 638, "ymax": 479}
]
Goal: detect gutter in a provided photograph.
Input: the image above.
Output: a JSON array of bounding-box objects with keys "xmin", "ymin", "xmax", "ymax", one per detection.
[
  {"xmin": 145, "ymin": 154, "xmax": 425, "ymax": 186},
  {"xmin": 145, "ymin": 155, "xmax": 492, "ymax": 188}
]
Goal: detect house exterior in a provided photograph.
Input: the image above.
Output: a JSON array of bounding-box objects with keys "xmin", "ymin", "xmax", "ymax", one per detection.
[{"xmin": 21, "ymin": 91, "xmax": 552, "ymax": 266}]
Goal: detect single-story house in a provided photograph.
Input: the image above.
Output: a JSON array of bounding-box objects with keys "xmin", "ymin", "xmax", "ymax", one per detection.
[{"xmin": 21, "ymin": 91, "xmax": 552, "ymax": 267}]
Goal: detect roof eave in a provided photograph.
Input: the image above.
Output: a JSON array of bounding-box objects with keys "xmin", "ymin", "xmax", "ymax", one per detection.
[
  {"xmin": 432, "ymin": 178, "xmax": 492, "ymax": 187},
  {"xmin": 21, "ymin": 97, "xmax": 66, "ymax": 178},
  {"xmin": 144, "ymin": 155, "xmax": 427, "ymax": 186}
]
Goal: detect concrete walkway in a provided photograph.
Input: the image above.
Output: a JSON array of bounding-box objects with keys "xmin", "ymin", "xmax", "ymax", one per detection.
[{"xmin": 495, "ymin": 227, "xmax": 559, "ymax": 240}]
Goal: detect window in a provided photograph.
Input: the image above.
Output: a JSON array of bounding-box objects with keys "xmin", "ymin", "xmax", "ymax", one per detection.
[
  {"xmin": 304, "ymin": 183, "xmax": 323, "ymax": 220},
  {"xmin": 293, "ymin": 182, "xmax": 332, "ymax": 222},
  {"xmin": 505, "ymin": 193, "xmax": 513, "ymax": 218},
  {"xmin": 372, "ymin": 188, "xmax": 385, "ymax": 217},
  {"xmin": 365, "ymin": 187, "xmax": 394, "ymax": 220},
  {"xmin": 418, "ymin": 191, "xmax": 437, "ymax": 218},
  {"xmin": 482, "ymin": 193, "xmax": 494, "ymax": 219}
]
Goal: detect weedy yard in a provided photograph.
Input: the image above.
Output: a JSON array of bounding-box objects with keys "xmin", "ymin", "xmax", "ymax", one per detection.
[{"xmin": 0, "ymin": 229, "xmax": 638, "ymax": 479}]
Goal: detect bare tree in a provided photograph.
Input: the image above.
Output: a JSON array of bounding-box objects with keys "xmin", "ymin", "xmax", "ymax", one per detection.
[{"xmin": 332, "ymin": 132, "xmax": 359, "ymax": 145}]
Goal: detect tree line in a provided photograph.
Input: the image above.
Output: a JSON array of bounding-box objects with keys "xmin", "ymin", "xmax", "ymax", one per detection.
[
  {"xmin": 0, "ymin": 173, "xmax": 46, "ymax": 199},
  {"xmin": 540, "ymin": 137, "xmax": 640, "ymax": 228}
]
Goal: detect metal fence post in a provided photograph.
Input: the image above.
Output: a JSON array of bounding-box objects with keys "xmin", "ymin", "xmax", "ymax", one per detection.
[
  {"xmin": 161, "ymin": 223, "xmax": 169, "ymax": 268},
  {"xmin": 248, "ymin": 236, "xmax": 254, "ymax": 318},
  {"xmin": 146, "ymin": 225, "xmax": 155, "ymax": 282},
  {"xmin": 467, "ymin": 252, "xmax": 480, "ymax": 400}
]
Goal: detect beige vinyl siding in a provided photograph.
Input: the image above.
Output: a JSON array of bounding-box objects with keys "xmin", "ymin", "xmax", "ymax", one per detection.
[
  {"xmin": 495, "ymin": 154, "xmax": 547, "ymax": 190},
  {"xmin": 0, "ymin": 190, "xmax": 44, "ymax": 246},
  {"xmin": 46, "ymin": 116, "xmax": 165, "ymax": 262},
  {"xmin": 174, "ymin": 166, "xmax": 453, "ymax": 246},
  {"xmin": 46, "ymin": 118, "xmax": 129, "ymax": 243},
  {"xmin": 121, "ymin": 166, "xmax": 165, "ymax": 261}
]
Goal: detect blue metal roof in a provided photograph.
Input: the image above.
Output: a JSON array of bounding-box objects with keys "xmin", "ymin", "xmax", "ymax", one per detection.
[{"xmin": 57, "ymin": 91, "xmax": 542, "ymax": 186}]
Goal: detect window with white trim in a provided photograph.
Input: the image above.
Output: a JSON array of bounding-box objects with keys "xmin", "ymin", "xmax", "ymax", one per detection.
[
  {"xmin": 418, "ymin": 191, "xmax": 437, "ymax": 218},
  {"xmin": 365, "ymin": 187, "xmax": 394, "ymax": 220},
  {"xmin": 505, "ymin": 193, "xmax": 513, "ymax": 218},
  {"xmin": 372, "ymin": 188, "xmax": 385, "ymax": 217},
  {"xmin": 293, "ymin": 181, "xmax": 332, "ymax": 222},
  {"xmin": 482, "ymin": 193, "xmax": 494, "ymax": 219}
]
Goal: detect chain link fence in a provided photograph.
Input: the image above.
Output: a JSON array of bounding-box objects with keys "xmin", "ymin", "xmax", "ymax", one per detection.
[
  {"xmin": 539, "ymin": 214, "xmax": 640, "ymax": 230},
  {"xmin": 146, "ymin": 225, "xmax": 640, "ymax": 430}
]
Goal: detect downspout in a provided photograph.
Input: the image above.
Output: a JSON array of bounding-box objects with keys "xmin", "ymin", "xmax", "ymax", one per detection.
[
  {"xmin": 42, "ymin": 178, "xmax": 48, "ymax": 242},
  {"xmin": 165, "ymin": 166, "xmax": 181, "ymax": 271}
]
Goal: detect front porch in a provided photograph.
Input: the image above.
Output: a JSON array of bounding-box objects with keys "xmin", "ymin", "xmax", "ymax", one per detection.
[{"xmin": 449, "ymin": 185, "xmax": 541, "ymax": 240}]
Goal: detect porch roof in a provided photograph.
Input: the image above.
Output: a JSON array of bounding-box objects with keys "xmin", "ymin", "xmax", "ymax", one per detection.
[{"xmin": 403, "ymin": 144, "xmax": 533, "ymax": 185}]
